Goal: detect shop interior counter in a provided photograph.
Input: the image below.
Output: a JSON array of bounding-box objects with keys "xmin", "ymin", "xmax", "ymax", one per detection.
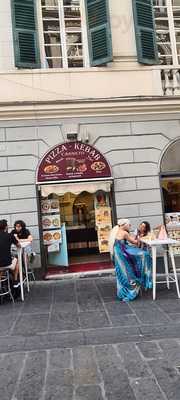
[
  {"xmin": 66, "ymin": 225, "xmax": 86, "ymax": 230},
  {"xmin": 66, "ymin": 226, "xmax": 98, "ymax": 252}
]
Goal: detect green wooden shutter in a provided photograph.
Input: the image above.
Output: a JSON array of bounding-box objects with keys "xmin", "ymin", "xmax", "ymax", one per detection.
[
  {"xmin": 85, "ymin": 0, "xmax": 113, "ymax": 66},
  {"xmin": 11, "ymin": 0, "xmax": 40, "ymax": 68},
  {"xmin": 132, "ymin": 0, "xmax": 158, "ymax": 65}
]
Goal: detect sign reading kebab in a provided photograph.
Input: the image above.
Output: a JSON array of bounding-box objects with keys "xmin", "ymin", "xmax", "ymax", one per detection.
[{"xmin": 37, "ymin": 142, "xmax": 111, "ymax": 183}]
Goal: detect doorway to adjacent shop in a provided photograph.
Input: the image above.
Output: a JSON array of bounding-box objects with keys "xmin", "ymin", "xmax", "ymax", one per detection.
[
  {"xmin": 36, "ymin": 141, "xmax": 115, "ymax": 278},
  {"xmin": 160, "ymin": 139, "xmax": 180, "ymax": 255}
]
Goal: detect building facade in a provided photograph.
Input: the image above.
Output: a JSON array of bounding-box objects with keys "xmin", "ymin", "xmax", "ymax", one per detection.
[{"xmin": 0, "ymin": 0, "xmax": 180, "ymax": 274}]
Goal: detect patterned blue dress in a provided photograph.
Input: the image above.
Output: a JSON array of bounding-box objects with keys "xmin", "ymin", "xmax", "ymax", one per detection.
[{"xmin": 113, "ymin": 239, "xmax": 152, "ymax": 302}]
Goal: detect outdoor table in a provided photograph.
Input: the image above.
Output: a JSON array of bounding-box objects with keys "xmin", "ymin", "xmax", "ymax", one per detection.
[
  {"xmin": 141, "ymin": 238, "xmax": 180, "ymax": 300},
  {"xmin": 17, "ymin": 241, "xmax": 30, "ymax": 301}
]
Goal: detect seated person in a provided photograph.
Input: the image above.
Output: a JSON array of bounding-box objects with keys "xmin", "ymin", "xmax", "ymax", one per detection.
[
  {"xmin": 135, "ymin": 221, "xmax": 151, "ymax": 241},
  {"xmin": 11, "ymin": 220, "xmax": 34, "ymax": 262},
  {"xmin": 0, "ymin": 219, "xmax": 20, "ymax": 288},
  {"xmin": 133, "ymin": 221, "xmax": 151, "ymax": 250},
  {"xmin": 11, "ymin": 220, "xmax": 33, "ymax": 242},
  {"xmin": 135, "ymin": 221, "xmax": 151, "ymax": 239}
]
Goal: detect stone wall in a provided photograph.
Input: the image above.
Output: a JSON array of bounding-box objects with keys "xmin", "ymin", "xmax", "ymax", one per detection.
[
  {"xmin": 0, "ymin": 122, "xmax": 64, "ymax": 262},
  {"xmin": 0, "ymin": 116, "xmax": 179, "ymax": 264}
]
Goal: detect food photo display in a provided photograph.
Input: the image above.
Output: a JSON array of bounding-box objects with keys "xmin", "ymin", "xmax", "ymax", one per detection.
[
  {"xmin": 42, "ymin": 215, "xmax": 61, "ymax": 230},
  {"xmin": 41, "ymin": 199, "xmax": 60, "ymax": 214},
  {"xmin": 43, "ymin": 230, "xmax": 62, "ymax": 245}
]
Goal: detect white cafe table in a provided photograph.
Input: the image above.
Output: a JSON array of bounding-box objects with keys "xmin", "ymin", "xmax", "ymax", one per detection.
[
  {"xmin": 17, "ymin": 242, "xmax": 30, "ymax": 301},
  {"xmin": 141, "ymin": 238, "xmax": 180, "ymax": 300}
]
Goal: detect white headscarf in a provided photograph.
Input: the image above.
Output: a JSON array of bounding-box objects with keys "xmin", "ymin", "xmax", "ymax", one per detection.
[
  {"xmin": 117, "ymin": 218, "xmax": 130, "ymax": 226},
  {"xmin": 108, "ymin": 219, "xmax": 130, "ymax": 256}
]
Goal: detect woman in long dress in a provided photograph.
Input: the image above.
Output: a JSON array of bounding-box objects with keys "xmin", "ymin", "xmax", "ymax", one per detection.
[{"xmin": 109, "ymin": 219, "xmax": 152, "ymax": 302}]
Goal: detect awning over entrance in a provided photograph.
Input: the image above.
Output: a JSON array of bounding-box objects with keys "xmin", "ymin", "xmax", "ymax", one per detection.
[{"xmin": 41, "ymin": 180, "xmax": 112, "ymax": 197}]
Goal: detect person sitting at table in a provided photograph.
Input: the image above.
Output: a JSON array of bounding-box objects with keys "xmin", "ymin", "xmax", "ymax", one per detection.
[
  {"xmin": 11, "ymin": 220, "xmax": 34, "ymax": 262},
  {"xmin": 12, "ymin": 220, "xmax": 32, "ymax": 242},
  {"xmin": 0, "ymin": 219, "xmax": 20, "ymax": 288},
  {"xmin": 109, "ymin": 219, "xmax": 152, "ymax": 302},
  {"xmin": 135, "ymin": 221, "xmax": 151, "ymax": 239},
  {"xmin": 134, "ymin": 221, "xmax": 151, "ymax": 248}
]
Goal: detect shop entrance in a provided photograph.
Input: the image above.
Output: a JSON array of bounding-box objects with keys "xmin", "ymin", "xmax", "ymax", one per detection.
[
  {"xmin": 36, "ymin": 141, "xmax": 115, "ymax": 277},
  {"xmin": 40, "ymin": 186, "xmax": 113, "ymax": 275},
  {"xmin": 160, "ymin": 139, "xmax": 180, "ymax": 255},
  {"xmin": 59, "ymin": 190, "xmax": 109, "ymax": 264}
]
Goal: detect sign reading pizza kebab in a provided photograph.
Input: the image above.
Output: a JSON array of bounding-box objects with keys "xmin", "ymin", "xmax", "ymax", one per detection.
[{"xmin": 37, "ymin": 142, "xmax": 112, "ymax": 183}]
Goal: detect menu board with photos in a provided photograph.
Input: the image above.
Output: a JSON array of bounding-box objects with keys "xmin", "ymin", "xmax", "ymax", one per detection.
[
  {"xmin": 41, "ymin": 199, "xmax": 60, "ymax": 214},
  {"xmin": 43, "ymin": 230, "xmax": 62, "ymax": 245},
  {"xmin": 97, "ymin": 225, "xmax": 112, "ymax": 253},
  {"xmin": 42, "ymin": 215, "xmax": 61, "ymax": 230},
  {"xmin": 41, "ymin": 199, "xmax": 61, "ymax": 245},
  {"xmin": 165, "ymin": 213, "xmax": 180, "ymax": 255},
  {"xmin": 94, "ymin": 191, "xmax": 109, "ymax": 208},
  {"xmin": 165, "ymin": 212, "xmax": 180, "ymax": 227},
  {"xmin": 95, "ymin": 205, "xmax": 112, "ymax": 253},
  {"xmin": 166, "ymin": 229, "xmax": 180, "ymax": 255},
  {"xmin": 48, "ymin": 242, "xmax": 60, "ymax": 253},
  {"xmin": 95, "ymin": 206, "xmax": 112, "ymax": 226}
]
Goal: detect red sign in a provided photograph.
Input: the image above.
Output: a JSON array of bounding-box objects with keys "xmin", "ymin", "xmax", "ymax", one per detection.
[{"xmin": 37, "ymin": 142, "xmax": 112, "ymax": 183}]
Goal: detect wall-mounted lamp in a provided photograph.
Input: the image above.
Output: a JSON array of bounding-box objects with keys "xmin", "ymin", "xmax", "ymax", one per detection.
[{"xmin": 67, "ymin": 132, "xmax": 78, "ymax": 141}]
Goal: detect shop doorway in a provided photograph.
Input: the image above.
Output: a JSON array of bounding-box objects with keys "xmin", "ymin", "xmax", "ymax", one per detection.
[
  {"xmin": 160, "ymin": 139, "xmax": 180, "ymax": 254},
  {"xmin": 36, "ymin": 141, "xmax": 115, "ymax": 277},
  {"xmin": 40, "ymin": 187, "xmax": 113, "ymax": 276},
  {"xmin": 60, "ymin": 190, "xmax": 109, "ymax": 264}
]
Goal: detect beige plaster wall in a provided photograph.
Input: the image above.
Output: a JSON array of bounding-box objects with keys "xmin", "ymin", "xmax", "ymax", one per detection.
[
  {"xmin": 0, "ymin": 67, "xmax": 162, "ymax": 103},
  {"xmin": 0, "ymin": 0, "xmax": 163, "ymax": 101}
]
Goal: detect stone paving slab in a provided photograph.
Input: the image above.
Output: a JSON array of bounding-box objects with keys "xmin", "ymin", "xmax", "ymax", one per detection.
[
  {"xmin": 12, "ymin": 313, "xmax": 49, "ymax": 335},
  {"xmin": 79, "ymin": 310, "xmax": 110, "ymax": 329},
  {"xmin": 75, "ymin": 385, "xmax": 104, "ymax": 400},
  {"xmin": 131, "ymin": 377, "xmax": 166, "ymax": 400},
  {"xmin": 117, "ymin": 343, "xmax": 151, "ymax": 379},
  {"xmin": 0, "ymin": 277, "xmax": 180, "ymax": 399},
  {"xmin": 148, "ymin": 358, "xmax": 180, "ymax": 400},
  {"xmin": 49, "ymin": 311, "xmax": 80, "ymax": 332}
]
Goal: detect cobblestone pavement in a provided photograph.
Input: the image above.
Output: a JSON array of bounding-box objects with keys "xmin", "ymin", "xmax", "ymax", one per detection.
[{"xmin": 1, "ymin": 277, "xmax": 180, "ymax": 399}]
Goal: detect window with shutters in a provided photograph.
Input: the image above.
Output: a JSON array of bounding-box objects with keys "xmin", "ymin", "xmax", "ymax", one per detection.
[
  {"xmin": 38, "ymin": 0, "xmax": 112, "ymax": 68},
  {"xmin": 84, "ymin": 0, "xmax": 112, "ymax": 66},
  {"xmin": 153, "ymin": 0, "xmax": 180, "ymax": 65},
  {"xmin": 132, "ymin": 0, "xmax": 159, "ymax": 64},
  {"xmin": 11, "ymin": 0, "xmax": 41, "ymax": 68},
  {"xmin": 40, "ymin": 0, "xmax": 85, "ymax": 68},
  {"xmin": 11, "ymin": 0, "xmax": 112, "ymax": 69}
]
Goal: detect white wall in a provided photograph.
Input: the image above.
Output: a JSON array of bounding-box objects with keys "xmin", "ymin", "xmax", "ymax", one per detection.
[
  {"xmin": 110, "ymin": 0, "xmax": 137, "ymax": 66},
  {"xmin": 0, "ymin": 0, "xmax": 14, "ymax": 70},
  {"xmin": 0, "ymin": 67, "xmax": 162, "ymax": 102},
  {"xmin": 0, "ymin": 0, "xmax": 163, "ymax": 99}
]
